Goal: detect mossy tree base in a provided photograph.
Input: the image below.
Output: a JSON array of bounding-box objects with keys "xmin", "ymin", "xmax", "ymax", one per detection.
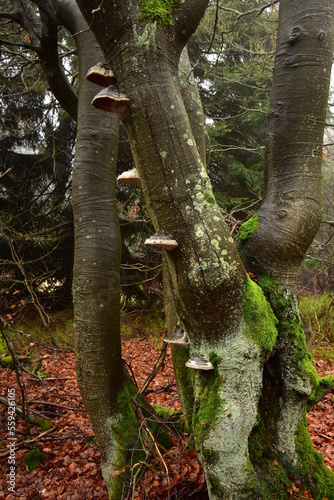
[
  {"xmin": 172, "ymin": 277, "xmax": 334, "ymax": 499},
  {"xmin": 102, "ymin": 379, "xmax": 173, "ymax": 499},
  {"xmin": 175, "ymin": 328, "xmax": 268, "ymax": 498}
]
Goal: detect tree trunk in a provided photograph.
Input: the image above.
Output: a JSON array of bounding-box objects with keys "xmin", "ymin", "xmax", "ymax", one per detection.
[
  {"xmin": 58, "ymin": 4, "xmax": 174, "ymax": 497},
  {"xmin": 238, "ymin": 1, "xmax": 334, "ymax": 497},
  {"xmin": 57, "ymin": 2, "xmax": 137, "ymax": 496},
  {"xmin": 75, "ymin": 0, "xmax": 334, "ymax": 498}
]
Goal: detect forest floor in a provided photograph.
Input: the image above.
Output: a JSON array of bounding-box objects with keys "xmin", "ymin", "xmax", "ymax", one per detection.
[{"xmin": 0, "ymin": 309, "xmax": 333, "ymax": 499}]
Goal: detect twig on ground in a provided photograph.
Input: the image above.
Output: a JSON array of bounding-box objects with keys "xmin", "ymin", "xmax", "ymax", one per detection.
[{"xmin": 139, "ymin": 342, "xmax": 167, "ymax": 395}]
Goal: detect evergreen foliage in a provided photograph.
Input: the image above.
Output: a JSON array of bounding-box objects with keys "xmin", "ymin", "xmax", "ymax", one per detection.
[{"xmin": 189, "ymin": 1, "xmax": 277, "ymax": 215}]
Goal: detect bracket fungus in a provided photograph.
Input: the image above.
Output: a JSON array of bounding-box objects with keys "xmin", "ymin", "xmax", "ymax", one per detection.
[
  {"xmin": 144, "ymin": 231, "xmax": 178, "ymax": 251},
  {"xmin": 117, "ymin": 168, "xmax": 141, "ymax": 187},
  {"xmin": 164, "ymin": 327, "xmax": 188, "ymax": 347},
  {"xmin": 185, "ymin": 355, "xmax": 214, "ymax": 371},
  {"xmin": 86, "ymin": 62, "xmax": 116, "ymax": 87},
  {"xmin": 91, "ymin": 85, "xmax": 130, "ymax": 117}
]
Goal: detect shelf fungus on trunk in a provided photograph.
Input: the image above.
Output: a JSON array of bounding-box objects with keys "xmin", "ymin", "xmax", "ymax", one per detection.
[
  {"xmin": 91, "ymin": 85, "xmax": 130, "ymax": 117},
  {"xmin": 86, "ymin": 62, "xmax": 116, "ymax": 87},
  {"xmin": 164, "ymin": 327, "xmax": 188, "ymax": 347},
  {"xmin": 116, "ymin": 168, "xmax": 141, "ymax": 187},
  {"xmin": 185, "ymin": 355, "xmax": 214, "ymax": 371},
  {"xmin": 144, "ymin": 231, "xmax": 178, "ymax": 251}
]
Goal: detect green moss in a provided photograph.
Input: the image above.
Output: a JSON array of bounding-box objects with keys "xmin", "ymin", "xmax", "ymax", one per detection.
[
  {"xmin": 258, "ymin": 275, "xmax": 318, "ymax": 386},
  {"xmin": 295, "ymin": 411, "xmax": 334, "ymax": 500},
  {"xmin": 249, "ymin": 277, "xmax": 334, "ymax": 498},
  {"xmin": 174, "ymin": 348, "xmax": 194, "ymax": 432},
  {"xmin": 139, "ymin": 0, "xmax": 181, "ymax": 26},
  {"xmin": 30, "ymin": 418, "xmax": 52, "ymax": 431},
  {"xmin": 108, "ymin": 380, "xmax": 173, "ymax": 498},
  {"xmin": 204, "ymin": 192, "xmax": 215, "ymax": 205},
  {"xmin": 249, "ymin": 429, "xmax": 265, "ymax": 462},
  {"xmin": 1, "ymin": 355, "xmax": 13, "ymax": 367},
  {"xmin": 257, "ymin": 275, "xmax": 287, "ymax": 312},
  {"xmin": 246, "ymin": 411, "xmax": 293, "ymax": 499},
  {"xmin": 152, "ymin": 404, "xmax": 183, "ymax": 434},
  {"xmin": 202, "ymin": 448, "xmax": 220, "ymax": 465},
  {"xmin": 308, "ymin": 375, "xmax": 334, "ymax": 409},
  {"xmin": 237, "ymin": 215, "xmax": 259, "ymax": 241},
  {"xmin": 207, "ymin": 474, "xmax": 224, "ymax": 498},
  {"xmin": 242, "ymin": 277, "xmax": 278, "ymax": 351},
  {"xmin": 192, "ymin": 353, "xmax": 225, "ymax": 446},
  {"xmin": 241, "ymin": 460, "xmax": 292, "ymax": 499},
  {"xmin": 108, "ymin": 381, "xmax": 145, "ymax": 498},
  {"xmin": 0, "ymin": 336, "xmax": 5, "ymax": 355},
  {"xmin": 24, "ymin": 447, "xmax": 48, "ymax": 472}
]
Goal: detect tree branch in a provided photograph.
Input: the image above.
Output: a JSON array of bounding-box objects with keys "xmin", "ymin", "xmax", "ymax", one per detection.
[{"xmin": 172, "ymin": 0, "xmax": 209, "ymax": 51}]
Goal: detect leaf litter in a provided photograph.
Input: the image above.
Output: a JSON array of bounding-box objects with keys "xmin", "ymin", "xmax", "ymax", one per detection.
[{"xmin": 0, "ymin": 320, "xmax": 333, "ymax": 499}]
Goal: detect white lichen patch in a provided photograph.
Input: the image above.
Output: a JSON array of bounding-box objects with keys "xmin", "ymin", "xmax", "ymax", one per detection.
[
  {"xmin": 135, "ymin": 23, "xmax": 157, "ymax": 50},
  {"xmin": 187, "ymin": 138, "xmax": 194, "ymax": 146},
  {"xmin": 101, "ymin": 414, "xmax": 123, "ymax": 488},
  {"xmin": 196, "ymin": 332, "xmax": 263, "ymax": 494},
  {"xmin": 211, "ymin": 239, "xmax": 220, "ymax": 251},
  {"xmin": 160, "ymin": 151, "xmax": 168, "ymax": 159},
  {"xmin": 196, "ymin": 228, "xmax": 205, "ymax": 238},
  {"xmin": 196, "ymin": 192, "xmax": 205, "ymax": 201}
]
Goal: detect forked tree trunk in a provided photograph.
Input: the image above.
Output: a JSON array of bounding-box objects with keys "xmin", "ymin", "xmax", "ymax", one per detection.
[{"xmin": 75, "ymin": 0, "xmax": 334, "ymax": 498}]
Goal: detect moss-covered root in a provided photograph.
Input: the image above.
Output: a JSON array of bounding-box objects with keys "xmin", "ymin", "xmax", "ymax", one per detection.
[
  {"xmin": 192, "ymin": 333, "xmax": 264, "ymax": 499},
  {"xmin": 267, "ymin": 288, "xmax": 334, "ymax": 499},
  {"xmin": 279, "ymin": 367, "xmax": 334, "ymax": 499},
  {"xmin": 101, "ymin": 380, "xmax": 173, "ymax": 499},
  {"xmin": 101, "ymin": 381, "xmax": 142, "ymax": 499},
  {"xmin": 308, "ymin": 375, "xmax": 334, "ymax": 409},
  {"xmin": 295, "ymin": 411, "xmax": 334, "ymax": 500}
]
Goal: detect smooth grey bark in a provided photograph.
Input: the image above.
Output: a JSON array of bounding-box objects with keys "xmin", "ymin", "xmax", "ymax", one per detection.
[
  {"xmin": 55, "ymin": 0, "xmax": 127, "ymax": 483},
  {"xmin": 239, "ymin": 0, "xmax": 334, "ymax": 496},
  {"xmin": 241, "ymin": 0, "xmax": 334, "ymax": 289},
  {"xmin": 179, "ymin": 46, "xmax": 207, "ymax": 166}
]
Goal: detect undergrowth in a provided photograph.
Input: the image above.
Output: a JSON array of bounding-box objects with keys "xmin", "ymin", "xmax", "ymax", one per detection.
[{"xmin": 298, "ymin": 293, "xmax": 334, "ymax": 361}]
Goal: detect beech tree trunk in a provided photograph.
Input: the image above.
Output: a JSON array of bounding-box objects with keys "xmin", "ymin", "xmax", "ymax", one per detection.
[
  {"xmin": 238, "ymin": 1, "xmax": 334, "ymax": 497},
  {"xmin": 75, "ymin": 0, "xmax": 334, "ymax": 498},
  {"xmin": 56, "ymin": 1, "xmax": 132, "ymax": 493}
]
